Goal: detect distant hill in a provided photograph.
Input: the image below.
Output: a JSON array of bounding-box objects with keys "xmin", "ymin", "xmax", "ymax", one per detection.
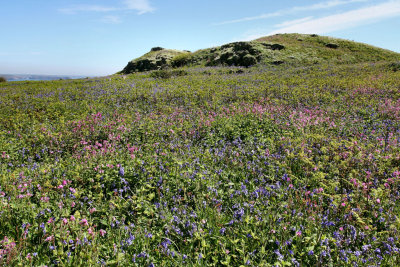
[
  {"xmin": 1, "ymin": 74, "xmax": 85, "ymax": 82},
  {"xmin": 120, "ymin": 33, "xmax": 400, "ymax": 74}
]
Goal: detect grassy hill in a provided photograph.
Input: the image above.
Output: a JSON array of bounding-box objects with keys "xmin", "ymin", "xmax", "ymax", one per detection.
[
  {"xmin": 121, "ymin": 47, "xmax": 190, "ymax": 73},
  {"xmin": 1, "ymin": 34, "xmax": 400, "ymax": 266},
  {"xmin": 120, "ymin": 34, "xmax": 400, "ymax": 73}
]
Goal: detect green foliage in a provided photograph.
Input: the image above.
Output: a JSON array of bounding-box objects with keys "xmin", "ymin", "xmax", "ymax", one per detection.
[
  {"xmin": 0, "ymin": 76, "xmax": 6, "ymax": 83},
  {"xmin": 388, "ymin": 62, "xmax": 400, "ymax": 72},
  {"xmin": 171, "ymin": 53, "xmax": 192, "ymax": 67},
  {"xmin": 150, "ymin": 69, "xmax": 188, "ymax": 79}
]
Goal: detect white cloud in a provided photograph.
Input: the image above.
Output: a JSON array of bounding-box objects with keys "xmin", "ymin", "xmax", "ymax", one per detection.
[
  {"xmin": 268, "ymin": 1, "xmax": 400, "ymax": 35},
  {"xmin": 102, "ymin": 15, "xmax": 122, "ymax": 24},
  {"xmin": 124, "ymin": 0, "xmax": 155, "ymax": 14},
  {"xmin": 216, "ymin": 0, "xmax": 368, "ymax": 25}
]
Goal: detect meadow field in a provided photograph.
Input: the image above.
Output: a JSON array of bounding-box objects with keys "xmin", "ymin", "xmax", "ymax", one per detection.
[{"xmin": 1, "ymin": 61, "xmax": 400, "ymax": 266}]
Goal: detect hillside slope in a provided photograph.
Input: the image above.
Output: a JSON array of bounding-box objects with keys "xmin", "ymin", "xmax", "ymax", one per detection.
[
  {"xmin": 120, "ymin": 33, "xmax": 400, "ymax": 74},
  {"xmin": 121, "ymin": 47, "xmax": 189, "ymax": 73}
]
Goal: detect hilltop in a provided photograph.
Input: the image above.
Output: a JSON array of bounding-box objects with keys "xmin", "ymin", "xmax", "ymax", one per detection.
[{"xmin": 120, "ymin": 33, "xmax": 400, "ymax": 73}]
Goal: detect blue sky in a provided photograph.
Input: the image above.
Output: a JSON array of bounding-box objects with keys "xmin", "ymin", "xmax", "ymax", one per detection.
[{"xmin": 1, "ymin": 0, "xmax": 400, "ymax": 76}]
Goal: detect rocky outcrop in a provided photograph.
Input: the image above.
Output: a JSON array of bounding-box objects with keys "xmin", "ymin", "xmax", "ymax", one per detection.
[
  {"xmin": 121, "ymin": 48, "xmax": 187, "ymax": 74},
  {"xmin": 206, "ymin": 42, "xmax": 263, "ymax": 67}
]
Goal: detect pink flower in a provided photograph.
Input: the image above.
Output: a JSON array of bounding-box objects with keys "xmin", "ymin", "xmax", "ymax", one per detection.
[
  {"xmin": 80, "ymin": 219, "xmax": 89, "ymax": 227},
  {"xmin": 40, "ymin": 196, "xmax": 50, "ymax": 202},
  {"xmin": 90, "ymin": 208, "xmax": 96, "ymax": 214},
  {"xmin": 341, "ymin": 202, "xmax": 346, "ymax": 207},
  {"xmin": 376, "ymin": 198, "xmax": 381, "ymax": 204},
  {"xmin": 88, "ymin": 227, "xmax": 95, "ymax": 236},
  {"xmin": 47, "ymin": 218, "xmax": 54, "ymax": 224},
  {"xmin": 71, "ymin": 201, "xmax": 76, "ymax": 207},
  {"xmin": 99, "ymin": 229, "xmax": 107, "ymax": 237},
  {"xmin": 62, "ymin": 180, "xmax": 68, "ymax": 186},
  {"xmin": 62, "ymin": 218, "xmax": 68, "ymax": 225},
  {"xmin": 339, "ymin": 227, "xmax": 344, "ymax": 231},
  {"xmin": 57, "ymin": 185, "xmax": 64, "ymax": 189},
  {"xmin": 296, "ymin": 231, "xmax": 302, "ymax": 236},
  {"xmin": 45, "ymin": 235, "xmax": 54, "ymax": 242},
  {"xmin": 69, "ymin": 188, "xmax": 76, "ymax": 194},
  {"xmin": 70, "ymin": 215, "xmax": 75, "ymax": 221}
]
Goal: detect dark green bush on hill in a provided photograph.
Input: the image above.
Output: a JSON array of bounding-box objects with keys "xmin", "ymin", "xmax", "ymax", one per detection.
[
  {"xmin": 150, "ymin": 69, "xmax": 188, "ymax": 79},
  {"xmin": 0, "ymin": 77, "xmax": 6, "ymax": 83},
  {"xmin": 171, "ymin": 53, "xmax": 192, "ymax": 68},
  {"xmin": 388, "ymin": 62, "xmax": 400, "ymax": 72}
]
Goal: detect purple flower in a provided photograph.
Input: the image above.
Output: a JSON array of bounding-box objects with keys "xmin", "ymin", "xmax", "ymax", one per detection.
[{"xmin": 119, "ymin": 166, "xmax": 125, "ymax": 177}]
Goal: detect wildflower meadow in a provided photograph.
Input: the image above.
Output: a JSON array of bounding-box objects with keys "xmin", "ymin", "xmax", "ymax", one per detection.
[{"xmin": 1, "ymin": 61, "xmax": 400, "ymax": 266}]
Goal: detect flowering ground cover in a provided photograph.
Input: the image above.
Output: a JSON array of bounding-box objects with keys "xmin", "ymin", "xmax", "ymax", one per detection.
[{"xmin": 1, "ymin": 61, "xmax": 400, "ymax": 266}]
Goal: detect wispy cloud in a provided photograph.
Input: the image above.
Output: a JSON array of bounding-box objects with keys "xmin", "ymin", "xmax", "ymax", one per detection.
[
  {"xmin": 216, "ymin": 0, "xmax": 368, "ymax": 25},
  {"xmin": 268, "ymin": 1, "xmax": 400, "ymax": 35},
  {"xmin": 59, "ymin": 5, "xmax": 117, "ymax": 15},
  {"xmin": 275, "ymin": 17, "xmax": 314, "ymax": 28},
  {"xmin": 124, "ymin": 0, "xmax": 155, "ymax": 15},
  {"xmin": 291, "ymin": 0, "xmax": 368, "ymax": 12},
  {"xmin": 102, "ymin": 15, "xmax": 122, "ymax": 24},
  {"xmin": 59, "ymin": 0, "xmax": 155, "ymax": 17}
]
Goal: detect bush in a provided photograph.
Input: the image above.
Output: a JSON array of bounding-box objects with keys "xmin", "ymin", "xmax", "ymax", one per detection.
[
  {"xmin": 150, "ymin": 69, "xmax": 188, "ymax": 79},
  {"xmin": 171, "ymin": 53, "xmax": 192, "ymax": 68},
  {"xmin": 0, "ymin": 77, "xmax": 6, "ymax": 83},
  {"xmin": 241, "ymin": 54, "xmax": 257, "ymax": 67},
  {"xmin": 388, "ymin": 62, "xmax": 400, "ymax": 72}
]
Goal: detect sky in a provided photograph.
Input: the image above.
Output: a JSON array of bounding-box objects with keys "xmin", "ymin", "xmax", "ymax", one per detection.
[{"xmin": 1, "ymin": 0, "xmax": 400, "ymax": 76}]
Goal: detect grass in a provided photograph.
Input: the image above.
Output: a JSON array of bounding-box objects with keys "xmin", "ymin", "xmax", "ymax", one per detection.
[{"xmin": 0, "ymin": 36, "xmax": 400, "ymax": 266}]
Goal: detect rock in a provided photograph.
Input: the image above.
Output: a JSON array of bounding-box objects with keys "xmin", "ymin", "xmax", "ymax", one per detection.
[
  {"xmin": 262, "ymin": 43, "xmax": 285, "ymax": 50},
  {"xmin": 271, "ymin": 44, "xmax": 285, "ymax": 50},
  {"xmin": 325, "ymin": 43, "xmax": 339, "ymax": 49},
  {"xmin": 207, "ymin": 42, "xmax": 262, "ymax": 67},
  {"xmin": 151, "ymin": 47, "xmax": 164, "ymax": 52},
  {"xmin": 272, "ymin": 60, "xmax": 284, "ymax": 65}
]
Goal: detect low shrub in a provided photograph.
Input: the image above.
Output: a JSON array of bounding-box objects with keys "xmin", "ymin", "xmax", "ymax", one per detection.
[
  {"xmin": 150, "ymin": 69, "xmax": 188, "ymax": 79},
  {"xmin": 171, "ymin": 53, "xmax": 192, "ymax": 68},
  {"xmin": 388, "ymin": 62, "xmax": 400, "ymax": 72},
  {"xmin": 0, "ymin": 77, "xmax": 6, "ymax": 83}
]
